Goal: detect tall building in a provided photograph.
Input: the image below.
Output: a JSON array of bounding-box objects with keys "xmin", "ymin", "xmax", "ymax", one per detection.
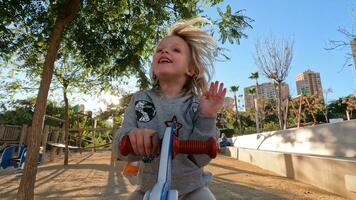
[
  {"xmin": 296, "ymin": 69, "xmax": 323, "ymax": 97},
  {"xmin": 244, "ymin": 82, "xmax": 289, "ymax": 109}
]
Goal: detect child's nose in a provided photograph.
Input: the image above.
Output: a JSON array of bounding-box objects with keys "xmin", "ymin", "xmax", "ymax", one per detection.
[{"xmin": 161, "ymin": 48, "xmax": 168, "ymax": 54}]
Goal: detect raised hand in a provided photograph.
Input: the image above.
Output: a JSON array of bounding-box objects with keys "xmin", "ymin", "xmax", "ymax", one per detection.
[{"xmin": 199, "ymin": 81, "xmax": 227, "ymax": 117}]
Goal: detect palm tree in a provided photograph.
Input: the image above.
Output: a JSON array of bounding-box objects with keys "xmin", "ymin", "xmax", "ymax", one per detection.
[
  {"xmin": 230, "ymin": 85, "xmax": 242, "ymax": 134},
  {"xmin": 249, "ymin": 72, "xmax": 260, "ymax": 133}
]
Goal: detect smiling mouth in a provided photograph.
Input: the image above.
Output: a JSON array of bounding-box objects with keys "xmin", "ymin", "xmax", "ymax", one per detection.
[{"xmin": 158, "ymin": 58, "xmax": 172, "ymax": 63}]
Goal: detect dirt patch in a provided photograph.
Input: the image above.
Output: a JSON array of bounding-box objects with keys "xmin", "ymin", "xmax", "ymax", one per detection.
[{"xmin": 0, "ymin": 151, "xmax": 346, "ymax": 200}]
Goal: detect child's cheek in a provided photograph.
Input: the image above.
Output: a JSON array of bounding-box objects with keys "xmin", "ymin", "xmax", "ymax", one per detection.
[{"xmin": 152, "ymin": 54, "xmax": 159, "ymax": 63}]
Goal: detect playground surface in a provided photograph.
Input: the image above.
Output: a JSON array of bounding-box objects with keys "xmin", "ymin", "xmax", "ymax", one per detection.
[{"xmin": 0, "ymin": 151, "xmax": 346, "ymax": 200}]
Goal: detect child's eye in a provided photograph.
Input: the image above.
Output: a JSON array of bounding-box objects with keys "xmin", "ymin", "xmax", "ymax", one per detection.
[
  {"xmin": 156, "ymin": 49, "xmax": 162, "ymax": 53},
  {"xmin": 173, "ymin": 48, "xmax": 180, "ymax": 53}
]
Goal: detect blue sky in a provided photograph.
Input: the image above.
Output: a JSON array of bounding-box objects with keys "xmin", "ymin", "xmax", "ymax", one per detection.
[{"xmin": 205, "ymin": 0, "xmax": 355, "ymax": 103}]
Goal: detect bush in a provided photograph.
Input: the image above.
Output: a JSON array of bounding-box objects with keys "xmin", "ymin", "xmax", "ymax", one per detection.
[
  {"xmin": 262, "ymin": 122, "xmax": 280, "ymax": 132},
  {"xmin": 244, "ymin": 126, "xmax": 257, "ymax": 134},
  {"xmin": 219, "ymin": 128, "xmax": 235, "ymax": 137}
]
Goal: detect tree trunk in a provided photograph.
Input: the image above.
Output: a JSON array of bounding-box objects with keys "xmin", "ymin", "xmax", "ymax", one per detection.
[
  {"xmin": 63, "ymin": 84, "xmax": 70, "ymax": 165},
  {"xmin": 277, "ymin": 82, "xmax": 284, "ymax": 129},
  {"xmin": 260, "ymin": 100, "xmax": 266, "ymax": 131},
  {"xmin": 254, "ymin": 98, "xmax": 260, "ymax": 133},
  {"xmin": 283, "ymin": 98, "xmax": 289, "ymax": 130},
  {"xmin": 346, "ymin": 110, "xmax": 351, "ymax": 120},
  {"xmin": 255, "ymin": 81, "xmax": 260, "ymax": 133},
  {"xmin": 305, "ymin": 97, "xmax": 317, "ymax": 125},
  {"xmin": 323, "ymin": 111, "xmax": 328, "ymax": 123},
  {"xmin": 297, "ymin": 95, "xmax": 303, "ymax": 128},
  {"xmin": 290, "ymin": 100, "xmax": 298, "ymax": 125},
  {"xmin": 233, "ymin": 94, "xmax": 242, "ymax": 134},
  {"xmin": 17, "ymin": 1, "xmax": 80, "ymax": 199}
]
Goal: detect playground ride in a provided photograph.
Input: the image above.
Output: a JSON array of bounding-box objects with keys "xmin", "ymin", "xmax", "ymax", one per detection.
[
  {"xmin": 119, "ymin": 124, "xmax": 218, "ymax": 200},
  {"xmin": 0, "ymin": 145, "xmax": 42, "ymax": 170}
]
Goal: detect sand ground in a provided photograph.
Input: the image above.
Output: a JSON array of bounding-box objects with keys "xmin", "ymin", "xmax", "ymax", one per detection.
[{"xmin": 0, "ymin": 151, "xmax": 346, "ymax": 200}]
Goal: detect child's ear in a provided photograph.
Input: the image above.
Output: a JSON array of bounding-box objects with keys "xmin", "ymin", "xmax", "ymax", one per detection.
[{"xmin": 186, "ymin": 68, "xmax": 195, "ymax": 77}]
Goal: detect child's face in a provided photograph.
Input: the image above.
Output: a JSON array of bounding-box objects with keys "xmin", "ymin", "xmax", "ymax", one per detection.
[{"xmin": 152, "ymin": 36, "xmax": 194, "ymax": 82}]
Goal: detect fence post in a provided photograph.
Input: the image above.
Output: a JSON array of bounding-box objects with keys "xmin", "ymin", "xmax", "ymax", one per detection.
[
  {"xmin": 41, "ymin": 125, "xmax": 50, "ymax": 163},
  {"xmin": 93, "ymin": 119, "xmax": 97, "ymax": 152},
  {"xmin": 0, "ymin": 125, "xmax": 5, "ymax": 140},
  {"xmin": 19, "ymin": 124, "xmax": 28, "ymax": 145},
  {"xmin": 78, "ymin": 128, "xmax": 83, "ymax": 154},
  {"xmin": 111, "ymin": 128, "xmax": 116, "ymax": 161},
  {"xmin": 58, "ymin": 124, "xmax": 65, "ymax": 156}
]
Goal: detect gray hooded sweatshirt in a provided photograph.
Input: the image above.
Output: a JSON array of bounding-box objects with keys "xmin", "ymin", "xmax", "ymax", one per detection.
[{"xmin": 113, "ymin": 89, "xmax": 218, "ymax": 195}]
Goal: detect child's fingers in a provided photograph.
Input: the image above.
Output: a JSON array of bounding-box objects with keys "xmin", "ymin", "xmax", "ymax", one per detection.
[
  {"xmin": 143, "ymin": 134, "xmax": 152, "ymax": 156},
  {"xmin": 128, "ymin": 133, "xmax": 139, "ymax": 155},
  {"xmin": 218, "ymin": 82, "xmax": 224, "ymax": 95},
  {"xmin": 221, "ymin": 88, "xmax": 227, "ymax": 98},
  {"xmin": 135, "ymin": 134, "xmax": 145, "ymax": 156},
  {"xmin": 208, "ymin": 82, "xmax": 214, "ymax": 96},
  {"xmin": 213, "ymin": 81, "xmax": 219, "ymax": 95}
]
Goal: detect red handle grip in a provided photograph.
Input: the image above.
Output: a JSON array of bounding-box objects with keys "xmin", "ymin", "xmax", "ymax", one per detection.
[
  {"xmin": 119, "ymin": 135, "xmax": 133, "ymax": 156},
  {"xmin": 119, "ymin": 135, "xmax": 218, "ymax": 158},
  {"xmin": 173, "ymin": 137, "xmax": 218, "ymax": 158}
]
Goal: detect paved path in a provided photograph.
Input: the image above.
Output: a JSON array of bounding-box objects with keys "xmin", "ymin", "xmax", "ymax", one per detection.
[{"xmin": 0, "ymin": 151, "xmax": 346, "ymax": 200}]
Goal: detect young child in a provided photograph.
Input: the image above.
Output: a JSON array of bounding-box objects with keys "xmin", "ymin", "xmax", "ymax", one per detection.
[{"xmin": 113, "ymin": 17, "xmax": 226, "ymax": 200}]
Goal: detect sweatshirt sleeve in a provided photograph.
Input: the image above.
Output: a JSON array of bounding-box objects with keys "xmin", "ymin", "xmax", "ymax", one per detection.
[
  {"xmin": 188, "ymin": 112, "xmax": 219, "ymax": 167},
  {"xmin": 112, "ymin": 95, "xmax": 142, "ymax": 161}
]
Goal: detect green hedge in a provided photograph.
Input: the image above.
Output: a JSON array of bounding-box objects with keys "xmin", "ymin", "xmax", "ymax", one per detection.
[{"xmin": 219, "ymin": 128, "xmax": 235, "ymax": 138}]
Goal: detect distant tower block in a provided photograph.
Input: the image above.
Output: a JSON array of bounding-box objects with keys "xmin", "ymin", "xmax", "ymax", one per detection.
[{"xmin": 295, "ymin": 69, "xmax": 323, "ymax": 99}]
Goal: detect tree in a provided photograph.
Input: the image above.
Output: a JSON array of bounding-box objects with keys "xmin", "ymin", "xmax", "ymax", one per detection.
[
  {"xmin": 4, "ymin": 2, "xmax": 81, "ymax": 198},
  {"xmin": 52, "ymin": 51, "xmax": 115, "ymax": 165},
  {"xmin": 1, "ymin": 1, "xmax": 253, "ymax": 198},
  {"xmin": 254, "ymin": 37, "xmax": 294, "ymax": 130},
  {"xmin": 95, "ymin": 93, "xmax": 133, "ymax": 128},
  {"xmin": 289, "ymin": 95, "xmax": 304, "ymax": 127},
  {"xmin": 322, "ymin": 88, "xmax": 333, "ymax": 122},
  {"xmin": 216, "ymin": 109, "xmax": 228, "ymax": 129},
  {"xmin": 325, "ymin": 19, "xmax": 356, "ymax": 85},
  {"xmin": 0, "ymin": 98, "xmax": 65, "ymax": 126},
  {"xmin": 217, "ymin": 107, "xmax": 237, "ymax": 129},
  {"xmin": 328, "ymin": 98, "xmax": 347, "ymax": 119},
  {"xmin": 248, "ymin": 71, "xmax": 260, "ymax": 132},
  {"xmin": 303, "ymin": 95, "xmax": 321, "ymax": 125},
  {"xmin": 230, "ymin": 85, "xmax": 242, "ymax": 133},
  {"xmin": 342, "ymin": 95, "xmax": 356, "ymax": 120},
  {"xmin": 259, "ymin": 98, "xmax": 278, "ymax": 130},
  {"xmin": 247, "ymin": 86, "xmax": 259, "ymax": 132}
]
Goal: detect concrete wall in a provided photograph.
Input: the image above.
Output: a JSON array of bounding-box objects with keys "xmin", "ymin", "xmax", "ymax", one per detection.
[
  {"xmin": 220, "ymin": 147, "xmax": 356, "ymax": 199},
  {"xmin": 230, "ymin": 120, "xmax": 356, "ymax": 157}
]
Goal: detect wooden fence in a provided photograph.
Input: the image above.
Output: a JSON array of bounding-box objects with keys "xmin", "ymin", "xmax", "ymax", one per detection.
[{"xmin": 0, "ymin": 124, "xmax": 26, "ymax": 145}]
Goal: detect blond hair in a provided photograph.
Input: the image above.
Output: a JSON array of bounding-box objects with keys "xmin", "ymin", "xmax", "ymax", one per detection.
[{"xmin": 151, "ymin": 17, "xmax": 217, "ymax": 95}]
